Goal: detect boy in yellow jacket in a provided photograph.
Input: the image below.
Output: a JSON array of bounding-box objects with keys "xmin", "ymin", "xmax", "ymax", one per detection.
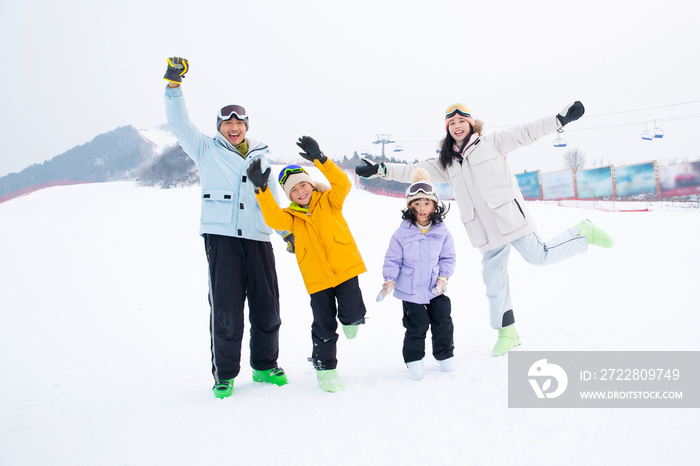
[{"xmin": 247, "ymin": 136, "xmax": 367, "ymax": 393}]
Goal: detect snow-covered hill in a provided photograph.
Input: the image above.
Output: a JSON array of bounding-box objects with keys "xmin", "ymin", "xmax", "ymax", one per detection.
[{"xmin": 1, "ymin": 175, "xmax": 698, "ymax": 465}]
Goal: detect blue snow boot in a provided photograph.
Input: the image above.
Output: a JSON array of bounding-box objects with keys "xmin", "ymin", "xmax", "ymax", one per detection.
[
  {"xmin": 212, "ymin": 379, "xmax": 234, "ymax": 399},
  {"xmin": 492, "ymin": 325, "xmax": 521, "ymax": 357},
  {"xmin": 575, "ymin": 219, "xmax": 615, "ymax": 248},
  {"xmin": 252, "ymin": 367, "xmax": 289, "ymax": 386}
]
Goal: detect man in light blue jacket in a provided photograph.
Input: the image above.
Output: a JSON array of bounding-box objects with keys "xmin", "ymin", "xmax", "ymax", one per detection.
[{"xmin": 163, "ymin": 57, "xmax": 293, "ymax": 398}]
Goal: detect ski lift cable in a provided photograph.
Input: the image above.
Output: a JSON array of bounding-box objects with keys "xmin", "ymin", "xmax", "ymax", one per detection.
[
  {"xmin": 472, "ymin": 102, "xmax": 700, "ymax": 130},
  {"xmin": 323, "ymin": 139, "xmax": 376, "ymax": 155},
  {"xmin": 583, "ymin": 100, "xmax": 700, "ymax": 118},
  {"xmin": 564, "ymin": 113, "xmax": 700, "ymax": 133}
]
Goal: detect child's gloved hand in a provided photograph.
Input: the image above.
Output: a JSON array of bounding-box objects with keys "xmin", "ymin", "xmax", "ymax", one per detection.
[
  {"xmin": 432, "ymin": 277, "xmax": 448, "ymax": 296},
  {"xmin": 376, "ymin": 281, "xmax": 395, "ymax": 302},
  {"xmin": 297, "ymin": 136, "xmax": 327, "ymax": 164}
]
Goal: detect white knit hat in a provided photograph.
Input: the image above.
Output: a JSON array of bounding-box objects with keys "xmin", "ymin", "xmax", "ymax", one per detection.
[
  {"xmin": 406, "ymin": 168, "xmax": 438, "ymax": 206},
  {"xmin": 278, "ymin": 164, "xmax": 316, "ymax": 201}
]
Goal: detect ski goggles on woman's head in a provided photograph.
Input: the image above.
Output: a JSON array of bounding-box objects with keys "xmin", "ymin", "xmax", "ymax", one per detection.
[
  {"xmin": 406, "ymin": 182, "xmax": 437, "ymax": 197},
  {"xmin": 218, "ymin": 104, "xmax": 247, "ymax": 120},
  {"xmin": 278, "ymin": 165, "xmax": 308, "ymax": 185},
  {"xmin": 445, "ymin": 103, "xmax": 471, "ymax": 118}
]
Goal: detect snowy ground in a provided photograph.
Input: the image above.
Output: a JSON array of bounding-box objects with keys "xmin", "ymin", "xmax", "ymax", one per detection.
[{"xmin": 1, "ymin": 172, "xmax": 699, "ymax": 466}]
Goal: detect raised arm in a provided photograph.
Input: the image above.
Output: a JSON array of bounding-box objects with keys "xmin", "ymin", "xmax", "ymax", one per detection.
[
  {"xmin": 297, "ymin": 136, "xmax": 351, "ymax": 208},
  {"xmin": 162, "ymin": 57, "xmax": 211, "ymax": 162}
]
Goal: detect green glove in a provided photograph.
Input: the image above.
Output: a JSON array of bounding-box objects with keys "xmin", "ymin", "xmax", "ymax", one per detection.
[
  {"xmin": 164, "ymin": 57, "xmax": 189, "ymax": 83},
  {"xmin": 283, "ymin": 233, "xmax": 295, "ymax": 253}
]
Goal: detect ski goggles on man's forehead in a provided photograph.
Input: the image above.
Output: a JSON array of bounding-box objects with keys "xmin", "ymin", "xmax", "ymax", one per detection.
[
  {"xmin": 445, "ymin": 103, "xmax": 471, "ymax": 118},
  {"xmin": 278, "ymin": 166, "xmax": 307, "ymax": 185},
  {"xmin": 218, "ymin": 104, "xmax": 247, "ymax": 120},
  {"xmin": 406, "ymin": 182, "xmax": 436, "ymax": 197}
]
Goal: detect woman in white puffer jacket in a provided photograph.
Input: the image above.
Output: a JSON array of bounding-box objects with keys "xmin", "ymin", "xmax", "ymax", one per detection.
[{"xmin": 356, "ymin": 102, "xmax": 614, "ymax": 357}]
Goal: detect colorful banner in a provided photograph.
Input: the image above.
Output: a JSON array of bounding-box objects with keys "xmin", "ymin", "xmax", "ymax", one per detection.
[
  {"xmin": 615, "ymin": 162, "xmax": 657, "ymax": 197},
  {"xmin": 542, "ymin": 170, "xmax": 575, "ymax": 200},
  {"xmin": 659, "ymin": 161, "xmax": 700, "ymax": 197},
  {"xmin": 435, "ymin": 182, "xmax": 455, "ymax": 200},
  {"xmin": 576, "ymin": 167, "xmax": 613, "ymax": 199},
  {"xmin": 516, "ymin": 172, "xmax": 541, "ymax": 199}
]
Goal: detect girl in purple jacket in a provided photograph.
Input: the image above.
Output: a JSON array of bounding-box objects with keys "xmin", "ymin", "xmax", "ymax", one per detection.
[{"xmin": 377, "ymin": 169, "xmax": 457, "ymax": 380}]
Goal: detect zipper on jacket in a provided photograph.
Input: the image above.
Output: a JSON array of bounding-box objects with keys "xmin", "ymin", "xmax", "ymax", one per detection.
[
  {"xmin": 453, "ymin": 137, "xmax": 481, "ymax": 165},
  {"xmin": 514, "ymin": 199, "xmax": 525, "ymax": 218}
]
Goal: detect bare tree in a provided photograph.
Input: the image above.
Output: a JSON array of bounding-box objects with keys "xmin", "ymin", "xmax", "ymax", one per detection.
[
  {"xmin": 139, "ymin": 144, "xmax": 199, "ymax": 189},
  {"xmin": 562, "ymin": 148, "xmax": 587, "ymax": 171},
  {"xmin": 591, "ymin": 156, "xmax": 615, "ymax": 168}
]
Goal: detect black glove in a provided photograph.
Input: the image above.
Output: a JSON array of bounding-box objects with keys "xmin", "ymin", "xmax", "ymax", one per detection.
[
  {"xmin": 246, "ymin": 158, "xmax": 270, "ymax": 192},
  {"xmin": 557, "ymin": 101, "xmax": 585, "ymax": 126},
  {"xmin": 163, "ymin": 57, "xmax": 189, "ymax": 83},
  {"xmin": 297, "ymin": 136, "xmax": 327, "ymax": 164},
  {"xmin": 355, "ymin": 158, "xmax": 386, "ymax": 179},
  {"xmin": 283, "ymin": 233, "xmax": 295, "ymax": 253}
]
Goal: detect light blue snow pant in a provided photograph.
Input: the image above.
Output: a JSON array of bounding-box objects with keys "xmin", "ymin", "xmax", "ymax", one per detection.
[{"xmin": 481, "ymin": 229, "xmax": 588, "ymax": 329}]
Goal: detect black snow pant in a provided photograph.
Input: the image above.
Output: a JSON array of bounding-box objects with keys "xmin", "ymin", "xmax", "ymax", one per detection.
[
  {"xmin": 308, "ymin": 276, "xmax": 366, "ymax": 370},
  {"xmin": 402, "ymin": 294, "xmax": 454, "ymax": 364},
  {"xmin": 205, "ymin": 234, "xmax": 281, "ymax": 381}
]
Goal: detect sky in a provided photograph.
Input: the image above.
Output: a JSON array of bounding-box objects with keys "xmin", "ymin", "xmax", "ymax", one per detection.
[
  {"xmin": 1, "ymin": 177, "xmax": 699, "ymax": 464},
  {"xmin": 2, "ymin": 0, "xmax": 699, "ymax": 178}
]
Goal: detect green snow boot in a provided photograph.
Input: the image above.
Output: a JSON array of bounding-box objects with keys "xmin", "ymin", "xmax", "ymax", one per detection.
[
  {"xmin": 252, "ymin": 367, "xmax": 289, "ymax": 386},
  {"xmin": 575, "ymin": 219, "xmax": 615, "ymax": 248},
  {"xmin": 341, "ymin": 324, "xmax": 359, "ymax": 339},
  {"xmin": 212, "ymin": 379, "xmax": 234, "ymax": 399},
  {"xmin": 492, "ymin": 325, "xmax": 521, "ymax": 357},
  {"xmin": 317, "ymin": 369, "xmax": 344, "ymax": 393}
]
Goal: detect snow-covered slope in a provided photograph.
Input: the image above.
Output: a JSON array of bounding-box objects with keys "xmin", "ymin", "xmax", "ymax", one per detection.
[
  {"xmin": 138, "ymin": 125, "xmax": 179, "ymax": 157},
  {"xmin": 1, "ymin": 176, "xmax": 698, "ymax": 465}
]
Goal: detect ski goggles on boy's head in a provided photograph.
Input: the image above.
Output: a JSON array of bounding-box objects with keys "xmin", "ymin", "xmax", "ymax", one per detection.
[
  {"xmin": 406, "ymin": 182, "xmax": 437, "ymax": 197},
  {"xmin": 445, "ymin": 103, "xmax": 471, "ymax": 118},
  {"xmin": 218, "ymin": 104, "xmax": 247, "ymax": 120},
  {"xmin": 278, "ymin": 165, "xmax": 308, "ymax": 185}
]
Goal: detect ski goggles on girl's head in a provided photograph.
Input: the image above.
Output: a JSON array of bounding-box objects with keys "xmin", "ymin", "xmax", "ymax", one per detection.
[
  {"xmin": 406, "ymin": 182, "xmax": 437, "ymax": 197},
  {"xmin": 218, "ymin": 104, "xmax": 247, "ymax": 120},
  {"xmin": 445, "ymin": 103, "xmax": 471, "ymax": 118},
  {"xmin": 278, "ymin": 165, "xmax": 308, "ymax": 185}
]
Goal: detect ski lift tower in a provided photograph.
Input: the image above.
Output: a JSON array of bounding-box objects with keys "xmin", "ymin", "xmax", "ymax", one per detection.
[{"xmin": 373, "ymin": 134, "xmax": 395, "ymax": 162}]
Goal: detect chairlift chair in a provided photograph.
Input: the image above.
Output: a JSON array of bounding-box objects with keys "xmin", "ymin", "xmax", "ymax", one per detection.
[
  {"xmin": 393, "ymin": 142, "xmax": 404, "ymax": 152},
  {"xmin": 653, "ymin": 121, "xmax": 664, "ymax": 138},
  {"xmin": 552, "ymin": 128, "xmax": 567, "ymax": 147},
  {"xmin": 641, "ymin": 124, "xmax": 653, "ymax": 141}
]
